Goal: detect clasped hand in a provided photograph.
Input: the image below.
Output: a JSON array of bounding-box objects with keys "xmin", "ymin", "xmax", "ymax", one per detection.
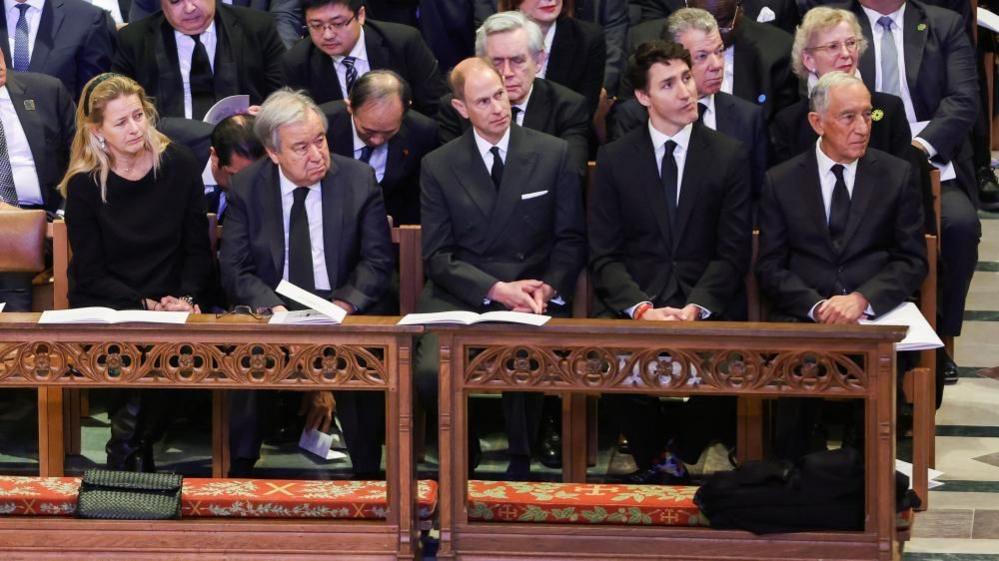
[
  {"xmin": 640, "ymin": 303, "xmax": 702, "ymax": 321},
  {"xmin": 815, "ymin": 292, "xmax": 869, "ymax": 324},
  {"xmin": 487, "ymin": 280, "xmax": 555, "ymax": 314},
  {"xmin": 144, "ymin": 296, "xmax": 200, "ymax": 313}
]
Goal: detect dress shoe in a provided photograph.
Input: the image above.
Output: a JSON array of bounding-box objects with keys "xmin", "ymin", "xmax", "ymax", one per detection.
[
  {"xmin": 538, "ymin": 420, "xmax": 562, "ymax": 469},
  {"xmin": 979, "ymin": 166, "xmax": 999, "ymax": 211},
  {"xmin": 624, "ymin": 452, "xmax": 689, "ymax": 485},
  {"xmin": 938, "ymin": 348, "xmax": 959, "ymax": 386},
  {"xmin": 229, "ymin": 457, "xmax": 257, "ymax": 478},
  {"xmin": 505, "ymin": 455, "xmax": 532, "ymax": 481}
]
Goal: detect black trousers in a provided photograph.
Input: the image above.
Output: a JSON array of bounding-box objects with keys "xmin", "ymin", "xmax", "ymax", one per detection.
[{"xmin": 938, "ymin": 181, "xmax": 981, "ymax": 337}]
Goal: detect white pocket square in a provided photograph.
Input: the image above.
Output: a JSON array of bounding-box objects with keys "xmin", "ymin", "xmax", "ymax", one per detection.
[
  {"xmin": 757, "ymin": 6, "xmax": 776, "ymax": 22},
  {"xmin": 521, "ymin": 190, "xmax": 549, "ymax": 200}
]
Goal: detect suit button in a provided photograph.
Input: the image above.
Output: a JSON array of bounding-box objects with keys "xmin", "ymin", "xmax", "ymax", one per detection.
[
  {"xmin": 515, "ymin": 252, "xmax": 525, "ymax": 261},
  {"xmin": 838, "ymin": 267, "xmax": 844, "ymax": 273}
]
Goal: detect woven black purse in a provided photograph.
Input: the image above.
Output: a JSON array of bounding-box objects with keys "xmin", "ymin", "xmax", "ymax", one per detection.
[{"xmin": 76, "ymin": 469, "xmax": 183, "ymax": 520}]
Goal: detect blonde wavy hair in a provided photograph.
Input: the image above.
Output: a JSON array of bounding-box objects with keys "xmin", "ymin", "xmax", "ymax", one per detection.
[
  {"xmin": 791, "ymin": 7, "xmax": 869, "ymax": 81},
  {"xmin": 58, "ymin": 73, "xmax": 170, "ymax": 202}
]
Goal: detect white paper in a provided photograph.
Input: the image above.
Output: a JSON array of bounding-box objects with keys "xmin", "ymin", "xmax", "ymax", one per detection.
[
  {"xmin": 38, "ymin": 308, "xmax": 189, "ymax": 324},
  {"xmin": 299, "ymin": 428, "xmax": 348, "ymax": 461},
  {"xmin": 979, "ymin": 7, "xmax": 999, "ymax": 33},
  {"xmin": 202, "ymin": 95, "xmax": 250, "ymax": 125},
  {"xmin": 910, "ymin": 121, "xmax": 956, "ymax": 181},
  {"xmin": 860, "ymin": 302, "xmax": 943, "ymax": 351},
  {"xmin": 275, "ymin": 280, "xmax": 346, "ymax": 323},
  {"xmin": 0, "ymin": 302, "xmax": 5, "ymax": 312},
  {"xmin": 269, "ymin": 310, "xmax": 340, "ymax": 325},
  {"xmin": 757, "ymin": 6, "xmax": 776, "ymax": 22},
  {"xmin": 397, "ymin": 310, "xmax": 550, "ymax": 326},
  {"xmin": 896, "ymin": 459, "xmax": 945, "ymax": 489}
]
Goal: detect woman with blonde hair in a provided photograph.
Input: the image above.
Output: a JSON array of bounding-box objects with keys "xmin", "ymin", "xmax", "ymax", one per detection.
[
  {"xmin": 770, "ymin": 6, "xmax": 911, "ymax": 163},
  {"xmin": 61, "ymin": 73, "xmax": 213, "ymax": 471}
]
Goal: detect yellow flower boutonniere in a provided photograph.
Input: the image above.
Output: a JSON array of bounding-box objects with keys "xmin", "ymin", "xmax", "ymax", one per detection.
[
  {"xmin": 917, "ymin": 23, "xmax": 928, "ymax": 31},
  {"xmin": 871, "ymin": 109, "xmax": 884, "ymax": 122}
]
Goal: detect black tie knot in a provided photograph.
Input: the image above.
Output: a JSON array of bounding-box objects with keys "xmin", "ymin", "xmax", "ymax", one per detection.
[
  {"xmin": 511, "ymin": 106, "xmax": 522, "ymax": 122},
  {"xmin": 831, "ymin": 163, "xmax": 845, "ymax": 181},
  {"xmin": 189, "ymin": 33, "xmax": 202, "ymax": 45},
  {"xmin": 358, "ymin": 145, "xmax": 374, "ymax": 164},
  {"xmin": 697, "ymin": 102, "xmax": 707, "ymax": 123},
  {"xmin": 293, "ymin": 186, "xmax": 310, "ymax": 204},
  {"xmin": 664, "ymin": 140, "xmax": 677, "ymax": 158}
]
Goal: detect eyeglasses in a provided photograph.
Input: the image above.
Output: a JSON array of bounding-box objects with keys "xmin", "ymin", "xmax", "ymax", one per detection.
[
  {"xmin": 216, "ymin": 305, "xmax": 274, "ymax": 320},
  {"xmin": 307, "ymin": 14, "xmax": 356, "ymax": 34},
  {"xmin": 806, "ymin": 38, "xmax": 860, "ymax": 55}
]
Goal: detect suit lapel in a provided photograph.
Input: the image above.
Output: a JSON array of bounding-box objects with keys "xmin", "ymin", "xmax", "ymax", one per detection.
[
  {"xmin": 7, "ymin": 75, "xmax": 43, "ymax": 165},
  {"xmin": 854, "ymin": 3, "xmax": 877, "ymax": 86},
  {"xmin": 901, "ymin": 3, "xmax": 926, "ymax": 96},
  {"xmin": 383, "ymin": 122, "xmax": 407, "ymax": 187},
  {"xmin": 635, "ymin": 127, "xmax": 673, "ymax": 251},
  {"xmin": 522, "ymin": 79, "xmax": 548, "ymax": 130},
  {"xmin": 309, "ymin": 44, "xmax": 342, "ymax": 102},
  {"xmin": 213, "ymin": 9, "xmax": 240, "ymax": 98},
  {"xmin": 28, "ymin": 0, "xmax": 62, "ymax": 74},
  {"xmin": 840, "ymin": 153, "xmax": 876, "ymax": 251},
  {"xmin": 731, "ymin": 36, "xmax": 761, "ymax": 104},
  {"xmin": 329, "ymin": 111, "xmax": 354, "ymax": 157},
  {"xmin": 264, "ymin": 163, "xmax": 285, "ymax": 275},
  {"xmin": 320, "ymin": 162, "xmax": 343, "ymax": 289},
  {"xmin": 801, "ymin": 151, "xmax": 836, "ymax": 256},
  {"xmin": 674, "ymin": 126, "xmax": 707, "ymax": 247},
  {"xmin": 484, "ymin": 126, "xmax": 538, "ymax": 247},
  {"xmin": 454, "ymin": 130, "xmax": 496, "ymax": 218},
  {"xmin": 545, "ymin": 18, "xmax": 572, "ymax": 85},
  {"xmin": 364, "ymin": 24, "xmax": 389, "ymax": 70},
  {"xmin": 155, "ymin": 18, "xmax": 184, "ymax": 117},
  {"xmin": 713, "ymin": 94, "xmax": 735, "ymax": 138}
]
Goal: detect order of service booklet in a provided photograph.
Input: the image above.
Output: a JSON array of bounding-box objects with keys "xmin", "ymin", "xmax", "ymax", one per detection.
[
  {"xmin": 38, "ymin": 308, "xmax": 189, "ymax": 324},
  {"xmin": 397, "ymin": 311, "xmax": 551, "ymax": 326}
]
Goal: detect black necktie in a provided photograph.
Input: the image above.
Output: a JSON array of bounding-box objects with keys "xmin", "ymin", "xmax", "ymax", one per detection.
[
  {"xmin": 661, "ymin": 140, "xmax": 678, "ymax": 226},
  {"xmin": 189, "ymin": 34, "xmax": 214, "ymax": 120},
  {"xmin": 697, "ymin": 102, "xmax": 707, "ymax": 124},
  {"xmin": 489, "ymin": 146, "xmax": 503, "ymax": 189},
  {"xmin": 511, "ymin": 106, "xmax": 522, "ymax": 125},
  {"xmin": 358, "ymin": 145, "xmax": 374, "ymax": 163},
  {"xmin": 829, "ymin": 164, "xmax": 850, "ymax": 246},
  {"xmin": 288, "ymin": 187, "xmax": 315, "ymax": 292}
]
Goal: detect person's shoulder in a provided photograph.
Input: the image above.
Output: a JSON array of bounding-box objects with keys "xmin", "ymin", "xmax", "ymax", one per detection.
[
  {"xmin": 767, "ymin": 148, "xmax": 813, "ymax": 182},
  {"xmin": 162, "ymin": 141, "xmax": 201, "ymax": 171},
  {"xmin": 863, "ymin": 146, "xmax": 911, "ymax": 175},
  {"xmin": 598, "ymin": 125, "xmax": 645, "ymax": 161},
  {"xmin": 57, "ymin": 0, "xmax": 108, "ymax": 19},
  {"xmin": 696, "ymin": 123, "xmax": 746, "ymax": 152},
  {"xmin": 628, "ymin": 18, "xmax": 665, "ymax": 44},
  {"xmin": 221, "ymin": 3, "xmax": 277, "ymax": 28},
  {"xmin": 910, "ymin": 0, "xmax": 964, "ymax": 27},
  {"xmin": 542, "ymin": 78, "xmax": 587, "ymax": 107},
  {"xmin": 118, "ymin": 12, "xmax": 163, "ymax": 39},
  {"xmin": 718, "ymin": 91, "xmax": 765, "ymax": 117},
  {"xmin": 515, "ymin": 124, "xmax": 567, "ymax": 152},
  {"xmin": 365, "ymin": 19, "xmax": 425, "ymax": 45},
  {"xmin": 403, "ymin": 108, "xmax": 438, "ymax": 138},
  {"xmin": 9, "ymin": 71, "xmax": 67, "ymax": 94},
  {"xmin": 318, "ymin": 99, "xmax": 350, "ymax": 121},
  {"xmin": 562, "ymin": 15, "xmax": 603, "ymax": 38},
  {"xmin": 740, "ymin": 17, "xmax": 793, "ymax": 50},
  {"xmin": 424, "ymin": 131, "xmax": 470, "ymax": 166},
  {"xmin": 331, "ymin": 152, "xmax": 376, "ymax": 180}
]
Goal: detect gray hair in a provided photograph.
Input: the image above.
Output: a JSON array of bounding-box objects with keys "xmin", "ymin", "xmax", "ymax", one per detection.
[
  {"xmin": 253, "ymin": 89, "xmax": 328, "ymax": 151},
  {"xmin": 666, "ymin": 8, "xmax": 719, "ymax": 42},
  {"xmin": 792, "ymin": 7, "xmax": 869, "ymax": 80},
  {"xmin": 475, "ymin": 11, "xmax": 545, "ymax": 58},
  {"xmin": 810, "ymin": 71, "xmax": 866, "ymax": 115}
]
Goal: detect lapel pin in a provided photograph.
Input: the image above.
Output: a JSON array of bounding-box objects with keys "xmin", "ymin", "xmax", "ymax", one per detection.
[
  {"xmin": 757, "ymin": 94, "xmax": 766, "ymax": 104},
  {"xmin": 917, "ymin": 23, "xmax": 927, "ymax": 31},
  {"xmin": 871, "ymin": 109, "xmax": 884, "ymax": 122},
  {"xmin": 23, "ymin": 99, "xmax": 35, "ymax": 111},
  {"xmin": 403, "ymin": 148, "xmax": 409, "ymax": 157}
]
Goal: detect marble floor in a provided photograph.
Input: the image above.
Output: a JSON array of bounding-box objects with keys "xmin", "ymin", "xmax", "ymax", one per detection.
[{"xmin": 904, "ymin": 212, "xmax": 999, "ymax": 560}]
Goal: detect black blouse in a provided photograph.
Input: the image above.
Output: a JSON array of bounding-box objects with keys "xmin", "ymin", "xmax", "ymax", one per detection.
[{"xmin": 65, "ymin": 143, "xmax": 213, "ymax": 309}]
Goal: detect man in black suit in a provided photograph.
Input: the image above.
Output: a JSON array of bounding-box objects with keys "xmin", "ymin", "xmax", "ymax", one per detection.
[
  {"xmin": 414, "ymin": 57, "xmax": 586, "ymax": 479},
  {"xmin": 0, "ymin": 0, "xmax": 115, "ymax": 97},
  {"xmin": 590, "ymin": 40, "xmax": 751, "ymax": 480},
  {"xmin": 112, "ymin": 0, "xmax": 286, "ymax": 119},
  {"xmin": 848, "ymin": 0, "xmax": 977, "ymax": 384},
  {"xmin": 437, "ymin": 11, "xmax": 589, "ymax": 176},
  {"xmin": 632, "ymin": 0, "xmax": 801, "ymax": 33},
  {"xmin": 0, "ymin": 53, "xmax": 74, "ymax": 311},
  {"xmin": 756, "ymin": 73, "xmax": 926, "ymax": 456},
  {"xmin": 610, "ymin": 8, "xmax": 769, "ymax": 197},
  {"xmin": 628, "ymin": 0, "xmax": 799, "ymax": 121},
  {"xmin": 219, "ymin": 90, "xmax": 394, "ymax": 477},
  {"xmin": 320, "ymin": 70, "xmax": 437, "ymax": 225},
  {"xmin": 128, "ymin": 0, "xmax": 304, "ymax": 48},
  {"xmin": 282, "ymin": 0, "xmax": 446, "ymax": 117}
]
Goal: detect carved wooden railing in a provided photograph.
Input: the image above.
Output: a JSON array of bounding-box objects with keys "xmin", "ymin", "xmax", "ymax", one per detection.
[
  {"xmin": 436, "ymin": 319, "xmax": 906, "ymax": 561},
  {"xmin": 0, "ymin": 313, "xmax": 422, "ymax": 560}
]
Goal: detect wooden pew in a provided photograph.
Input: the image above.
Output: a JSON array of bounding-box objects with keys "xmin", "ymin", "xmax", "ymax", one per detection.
[
  {"xmin": 434, "ymin": 320, "xmax": 907, "ymax": 560},
  {"xmin": 0, "ymin": 314, "xmax": 423, "ymax": 560}
]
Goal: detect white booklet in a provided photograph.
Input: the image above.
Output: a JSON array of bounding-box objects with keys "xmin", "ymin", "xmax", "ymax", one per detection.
[
  {"xmin": 299, "ymin": 428, "xmax": 348, "ymax": 461},
  {"xmin": 859, "ymin": 302, "xmax": 943, "ymax": 351},
  {"xmin": 38, "ymin": 307, "xmax": 189, "ymax": 324},
  {"xmin": 896, "ymin": 459, "xmax": 945, "ymax": 490},
  {"xmin": 202, "ymin": 94, "xmax": 250, "ymax": 125},
  {"xmin": 275, "ymin": 280, "xmax": 346, "ymax": 323},
  {"xmin": 397, "ymin": 310, "xmax": 551, "ymax": 326},
  {"xmin": 269, "ymin": 310, "xmax": 340, "ymax": 325}
]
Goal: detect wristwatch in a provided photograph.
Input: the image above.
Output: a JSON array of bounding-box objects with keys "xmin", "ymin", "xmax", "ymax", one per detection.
[{"xmin": 179, "ymin": 295, "xmax": 195, "ymax": 308}]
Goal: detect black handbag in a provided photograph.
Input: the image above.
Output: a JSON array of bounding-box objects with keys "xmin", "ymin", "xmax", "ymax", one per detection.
[{"xmin": 76, "ymin": 469, "xmax": 183, "ymax": 520}]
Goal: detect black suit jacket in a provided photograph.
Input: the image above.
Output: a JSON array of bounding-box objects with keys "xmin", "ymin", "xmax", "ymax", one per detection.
[
  {"xmin": 282, "ymin": 19, "xmax": 447, "ymax": 117},
  {"xmin": 128, "ymin": 0, "xmax": 303, "ymax": 48},
  {"xmin": 849, "ymin": 0, "xmax": 977, "ymax": 199},
  {"xmin": 0, "ymin": 0, "xmax": 114, "ymax": 97},
  {"xmin": 625, "ymin": 17, "xmax": 798, "ymax": 120},
  {"xmin": 756, "ymin": 148, "xmax": 927, "ymax": 320},
  {"xmin": 418, "ymin": 125, "xmax": 586, "ymax": 312},
  {"xmin": 157, "ymin": 117, "xmax": 214, "ymax": 169},
  {"xmin": 631, "ymin": 0, "xmax": 800, "ymax": 32},
  {"xmin": 437, "ymin": 77, "xmax": 590, "ymax": 176},
  {"xmin": 546, "ymin": 15, "xmax": 606, "ymax": 116},
  {"xmin": 770, "ymin": 91, "xmax": 911, "ymax": 164},
  {"xmin": 608, "ymin": 92, "xmax": 769, "ymax": 197},
  {"xmin": 575, "ymin": 0, "xmax": 629, "ymax": 95},
  {"xmin": 321, "ymin": 100, "xmax": 438, "ymax": 225},
  {"xmin": 4, "ymin": 71, "xmax": 75, "ymax": 212},
  {"xmin": 219, "ymin": 156, "xmax": 394, "ymax": 311},
  {"xmin": 589, "ymin": 123, "xmax": 752, "ymax": 317},
  {"xmin": 416, "ymin": 0, "xmax": 475, "ymax": 72},
  {"xmin": 113, "ymin": 4, "xmax": 286, "ymax": 118}
]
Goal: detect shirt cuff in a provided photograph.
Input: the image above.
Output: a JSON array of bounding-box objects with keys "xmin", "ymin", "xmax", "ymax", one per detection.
[
  {"xmin": 913, "ymin": 137, "xmax": 938, "ymax": 159},
  {"xmin": 625, "ymin": 300, "xmax": 653, "ymax": 319},
  {"xmin": 808, "ymin": 300, "xmax": 824, "ymax": 322},
  {"xmin": 689, "ymin": 303, "xmax": 711, "ymax": 320}
]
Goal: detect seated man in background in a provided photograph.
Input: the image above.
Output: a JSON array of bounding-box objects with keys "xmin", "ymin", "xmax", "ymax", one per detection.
[
  {"xmin": 219, "ymin": 89, "xmax": 394, "ymax": 477},
  {"xmin": 756, "ymin": 72, "xmax": 927, "ymax": 458},
  {"xmin": 415, "ymin": 57, "xmax": 586, "ymax": 480},
  {"xmin": 320, "ymin": 69, "xmax": 438, "ymax": 226},
  {"xmin": 589, "ymin": 40, "xmax": 751, "ymax": 482}
]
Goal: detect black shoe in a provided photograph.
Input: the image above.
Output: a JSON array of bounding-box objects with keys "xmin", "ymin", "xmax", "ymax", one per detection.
[
  {"xmin": 938, "ymin": 348, "xmax": 959, "ymax": 386},
  {"xmin": 979, "ymin": 166, "xmax": 999, "ymax": 211},
  {"xmin": 538, "ymin": 420, "xmax": 562, "ymax": 469},
  {"xmin": 505, "ymin": 455, "xmax": 531, "ymax": 481},
  {"xmin": 622, "ymin": 466, "xmax": 690, "ymax": 485},
  {"xmin": 229, "ymin": 457, "xmax": 257, "ymax": 478}
]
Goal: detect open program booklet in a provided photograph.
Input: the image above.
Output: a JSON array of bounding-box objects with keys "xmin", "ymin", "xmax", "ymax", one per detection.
[
  {"xmin": 397, "ymin": 311, "xmax": 551, "ymax": 326},
  {"xmin": 38, "ymin": 308, "xmax": 189, "ymax": 324},
  {"xmin": 859, "ymin": 302, "xmax": 943, "ymax": 351}
]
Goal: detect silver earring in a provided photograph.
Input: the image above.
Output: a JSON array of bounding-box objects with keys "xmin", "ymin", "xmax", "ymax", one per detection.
[{"xmin": 97, "ymin": 136, "xmax": 106, "ymax": 151}]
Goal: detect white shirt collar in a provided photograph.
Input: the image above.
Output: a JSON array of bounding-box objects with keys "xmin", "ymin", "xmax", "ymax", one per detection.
[
  {"xmin": 861, "ymin": 2, "xmax": 905, "ymax": 30},
  {"xmin": 815, "ymin": 137, "xmax": 859, "ymax": 173},
  {"xmin": 334, "ymin": 27, "xmax": 367, "ymax": 64},
  {"xmin": 473, "ymin": 125, "xmax": 511, "ymax": 161},
  {"xmin": 647, "ymin": 120, "xmax": 693, "ymax": 153},
  {"xmin": 278, "ymin": 164, "xmax": 320, "ymax": 194},
  {"xmin": 8, "ymin": 0, "xmax": 44, "ymax": 15},
  {"xmin": 0, "ymin": 84, "xmax": 11, "ymax": 101},
  {"xmin": 699, "ymin": 93, "xmax": 715, "ymax": 115},
  {"xmin": 174, "ymin": 20, "xmax": 216, "ymax": 41},
  {"xmin": 512, "ymin": 83, "xmax": 534, "ymax": 117},
  {"xmin": 350, "ymin": 115, "xmax": 365, "ymax": 152}
]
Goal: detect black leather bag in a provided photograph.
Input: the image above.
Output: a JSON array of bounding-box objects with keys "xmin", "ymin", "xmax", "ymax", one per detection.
[{"xmin": 75, "ymin": 469, "xmax": 182, "ymax": 520}]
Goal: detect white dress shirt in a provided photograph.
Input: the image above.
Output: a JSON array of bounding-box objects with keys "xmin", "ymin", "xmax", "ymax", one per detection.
[
  {"xmin": 699, "ymin": 94, "xmax": 716, "ymax": 130},
  {"xmin": 88, "ymin": 0, "xmax": 123, "ymax": 25},
  {"xmin": 0, "ymin": 84, "xmax": 42, "ymax": 205},
  {"xmin": 511, "ymin": 83, "xmax": 534, "ymax": 126},
  {"xmin": 333, "ymin": 28, "xmax": 370, "ymax": 99},
  {"xmin": 537, "ymin": 21, "xmax": 556, "ymax": 79},
  {"xmin": 278, "ymin": 166, "xmax": 331, "ymax": 291},
  {"xmin": 174, "ymin": 22, "xmax": 218, "ymax": 120},
  {"xmin": 351, "ymin": 116, "xmax": 387, "ymax": 183},
  {"xmin": 5, "ymin": 0, "xmax": 43, "ymax": 63},
  {"xmin": 473, "ymin": 125, "xmax": 510, "ymax": 174},
  {"xmin": 720, "ymin": 45, "xmax": 734, "ymax": 95}
]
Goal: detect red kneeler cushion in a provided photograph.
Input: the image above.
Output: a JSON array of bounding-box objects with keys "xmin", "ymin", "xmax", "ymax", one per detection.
[
  {"xmin": 466, "ymin": 480, "xmax": 709, "ymax": 527},
  {"xmin": 0, "ymin": 476, "xmax": 438, "ymax": 520}
]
